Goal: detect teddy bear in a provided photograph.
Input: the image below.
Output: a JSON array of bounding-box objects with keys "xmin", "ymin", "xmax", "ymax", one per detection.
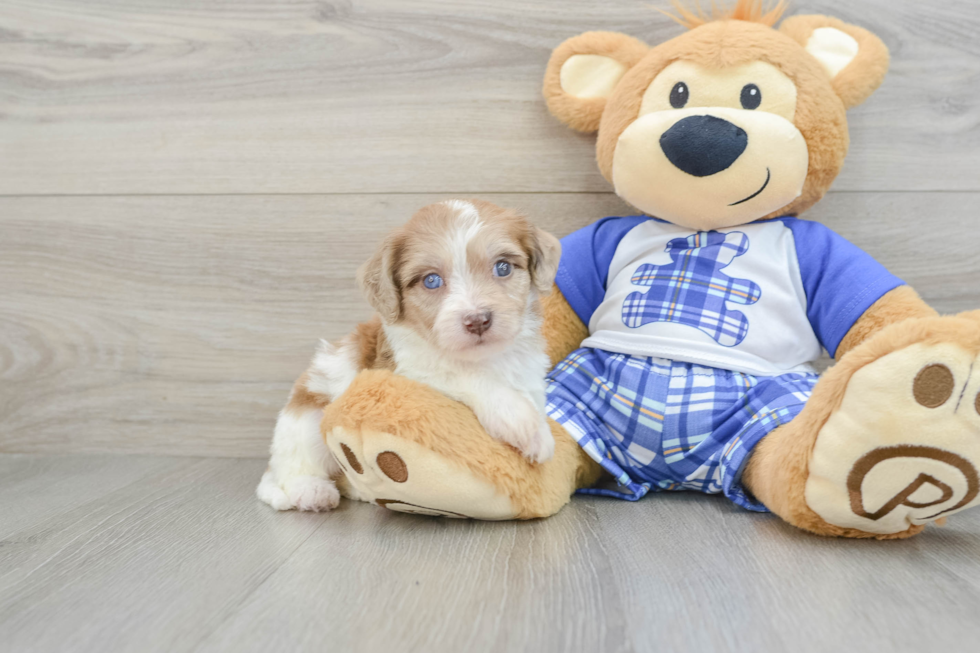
[{"xmin": 318, "ymin": 0, "xmax": 980, "ymax": 539}]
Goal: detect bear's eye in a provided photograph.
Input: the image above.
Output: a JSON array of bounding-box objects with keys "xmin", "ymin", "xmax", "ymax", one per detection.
[
  {"xmin": 740, "ymin": 84, "xmax": 762, "ymax": 110},
  {"xmin": 669, "ymin": 82, "xmax": 689, "ymax": 109}
]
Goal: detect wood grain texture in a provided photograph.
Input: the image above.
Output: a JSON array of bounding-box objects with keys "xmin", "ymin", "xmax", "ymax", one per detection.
[
  {"xmin": 2, "ymin": 453, "xmax": 980, "ymax": 653},
  {"xmin": 0, "ymin": 192, "xmax": 630, "ymax": 456},
  {"xmin": 2, "ymin": 192, "xmax": 979, "ymax": 456},
  {"xmin": 2, "ymin": 3, "xmax": 979, "ymax": 650},
  {"xmin": 0, "ymin": 0, "xmax": 978, "ymax": 195},
  {"xmin": 0, "ymin": 454, "xmax": 325, "ymax": 653}
]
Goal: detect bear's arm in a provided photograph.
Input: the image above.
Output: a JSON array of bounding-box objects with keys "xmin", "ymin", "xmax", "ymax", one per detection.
[
  {"xmin": 835, "ymin": 285, "xmax": 938, "ymax": 359},
  {"xmin": 541, "ymin": 285, "xmax": 590, "ymax": 367}
]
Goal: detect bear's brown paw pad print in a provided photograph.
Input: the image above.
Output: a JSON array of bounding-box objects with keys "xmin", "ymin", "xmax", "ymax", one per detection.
[
  {"xmin": 333, "ymin": 443, "xmax": 410, "ymax": 486},
  {"xmin": 846, "ymin": 445, "xmax": 978, "ymax": 522},
  {"xmin": 340, "ymin": 443, "xmax": 363, "ymax": 474},
  {"xmin": 375, "ymin": 451, "xmax": 408, "ymax": 483},
  {"xmin": 806, "ymin": 343, "xmax": 980, "ymax": 534},
  {"xmin": 912, "ymin": 364, "xmax": 956, "ymax": 408},
  {"xmin": 324, "ymin": 426, "xmax": 520, "ymax": 520}
]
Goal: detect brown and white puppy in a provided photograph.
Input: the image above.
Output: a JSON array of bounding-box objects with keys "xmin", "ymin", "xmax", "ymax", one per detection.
[{"xmin": 256, "ymin": 199, "xmax": 562, "ymax": 511}]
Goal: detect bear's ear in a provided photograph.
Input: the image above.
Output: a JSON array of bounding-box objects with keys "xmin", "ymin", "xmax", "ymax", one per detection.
[
  {"xmin": 780, "ymin": 15, "xmax": 890, "ymax": 109},
  {"xmin": 543, "ymin": 31, "xmax": 649, "ymax": 133}
]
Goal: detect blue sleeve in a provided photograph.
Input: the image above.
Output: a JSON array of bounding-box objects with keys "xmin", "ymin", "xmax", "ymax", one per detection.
[
  {"xmin": 783, "ymin": 218, "xmax": 905, "ymax": 358},
  {"xmin": 555, "ymin": 216, "xmax": 652, "ymax": 327}
]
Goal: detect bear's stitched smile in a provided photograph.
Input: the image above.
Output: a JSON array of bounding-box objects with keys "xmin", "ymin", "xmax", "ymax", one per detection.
[{"xmin": 729, "ymin": 167, "xmax": 771, "ymax": 206}]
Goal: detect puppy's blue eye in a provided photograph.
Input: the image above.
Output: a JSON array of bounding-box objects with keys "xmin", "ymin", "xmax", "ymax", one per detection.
[
  {"xmin": 423, "ymin": 273, "xmax": 443, "ymax": 289},
  {"xmin": 494, "ymin": 261, "xmax": 512, "ymax": 277}
]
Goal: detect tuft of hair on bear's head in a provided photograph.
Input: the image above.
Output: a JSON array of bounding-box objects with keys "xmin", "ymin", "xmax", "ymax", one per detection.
[{"xmin": 659, "ymin": 0, "xmax": 789, "ymax": 30}]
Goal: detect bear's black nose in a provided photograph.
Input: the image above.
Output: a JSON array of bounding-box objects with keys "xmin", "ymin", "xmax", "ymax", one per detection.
[{"xmin": 659, "ymin": 115, "xmax": 748, "ymax": 177}]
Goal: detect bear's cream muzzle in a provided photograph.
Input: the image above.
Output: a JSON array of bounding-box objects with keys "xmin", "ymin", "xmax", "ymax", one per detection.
[{"xmin": 612, "ymin": 106, "xmax": 809, "ymax": 230}]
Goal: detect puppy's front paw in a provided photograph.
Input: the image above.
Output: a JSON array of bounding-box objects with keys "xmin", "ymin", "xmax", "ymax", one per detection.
[
  {"xmin": 522, "ymin": 420, "xmax": 556, "ymax": 464},
  {"xmin": 478, "ymin": 400, "xmax": 555, "ymax": 464}
]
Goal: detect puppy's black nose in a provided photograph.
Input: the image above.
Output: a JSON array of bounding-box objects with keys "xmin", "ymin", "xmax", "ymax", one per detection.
[
  {"xmin": 463, "ymin": 311, "xmax": 493, "ymax": 336},
  {"xmin": 659, "ymin": 115, "xmax": 748, "ymax": 177}
]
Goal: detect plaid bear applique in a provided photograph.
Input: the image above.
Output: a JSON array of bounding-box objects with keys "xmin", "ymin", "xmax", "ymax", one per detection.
[{"xmin": 621, "ymin": 231, "xmax": 762, "ymax": 347}]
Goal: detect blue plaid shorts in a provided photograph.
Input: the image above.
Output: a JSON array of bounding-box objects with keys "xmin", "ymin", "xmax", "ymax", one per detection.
[{"xmin": 545, "ymin": 348, "xmax": 818, "ymax": 511}]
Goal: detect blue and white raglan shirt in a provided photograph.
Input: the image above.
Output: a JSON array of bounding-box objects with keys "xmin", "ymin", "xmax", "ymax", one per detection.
[
  {"xmin": 545, "ymin": 215, "xmax": 905, "ymax": 509},
  {"xmin": 555, "ymin": 216, "xmax": 905, "ymax": 376}
]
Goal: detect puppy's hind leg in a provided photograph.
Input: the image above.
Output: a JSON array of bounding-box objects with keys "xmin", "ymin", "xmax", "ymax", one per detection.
[
  {"xmin": 257, "ymin": 338, "xmax": 364, "ymax": 512},
  {"xmin": 257, "ymin": 404, "xmax": 342, "ymax": 512}
]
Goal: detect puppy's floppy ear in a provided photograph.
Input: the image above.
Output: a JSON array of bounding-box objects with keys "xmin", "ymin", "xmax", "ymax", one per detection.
[
  {"xmin": 357, "ymin": 233, "xmax": 404, "ymax": 323},
  {"xmin": 543, "ymin": 31, "xmax": 649, "ymax": 133},
  {"xmin": 780, "ymin": 15, "xmax": 890, "ymax": 109},
  {"xmin": 525, "ymin": 227, "xmax": 562, "ymax": 294}
]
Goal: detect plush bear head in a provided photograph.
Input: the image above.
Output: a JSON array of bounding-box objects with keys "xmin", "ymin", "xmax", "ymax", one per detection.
[{"xmin": 543, "ymin": 0, "xmax": 890, "ymax": 230}]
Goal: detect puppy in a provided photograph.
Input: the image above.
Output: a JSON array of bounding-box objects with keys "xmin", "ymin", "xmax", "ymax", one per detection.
[{"xmin": 256, "ymin": 199, "xmax": 562, "ymax": 511}]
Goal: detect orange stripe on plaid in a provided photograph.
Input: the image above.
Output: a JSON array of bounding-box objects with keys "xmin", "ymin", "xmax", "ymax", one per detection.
[
  {"xmin": 722, "ymin": 436, "xmax": 741, "ymax": 458},
  {"xmin": 558, "ymin": 356, "xmax": 665, "ymax": 422},
  {"xmin": 722, "ymin": 408, "xmax": 787, "ymax": 458},
  {"xmin": 666, "ymin": 250, "xmax": 695, "ymax": 320}
]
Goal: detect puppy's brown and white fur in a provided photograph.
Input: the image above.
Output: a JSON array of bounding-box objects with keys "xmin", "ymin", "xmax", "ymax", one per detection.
[{"xmin": 256, "ymin": 200, "xmax": 562, "ymax": 511}]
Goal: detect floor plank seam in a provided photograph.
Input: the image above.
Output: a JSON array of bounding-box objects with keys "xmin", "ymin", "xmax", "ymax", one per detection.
[{"xmin": 187, "ymin": 515, "xmax": 329, "ymax": 652}]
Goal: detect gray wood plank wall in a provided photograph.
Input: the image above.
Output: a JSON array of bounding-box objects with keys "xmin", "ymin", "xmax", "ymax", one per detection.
[{"xmin": 2, "ymin": 0, "xmax": 979, "ymax": 457}]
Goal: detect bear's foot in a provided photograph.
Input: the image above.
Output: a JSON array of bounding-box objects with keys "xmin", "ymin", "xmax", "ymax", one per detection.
[
  {"xmin": 325, "ymin": 425, "xmax": 519, "ymax": 519},
  {"xmin": 806, "ymin": 339, "xmax": 980, "ymax": 535},
  {"xmin": 320, "ymin": 369, "xmax": 604, "ymax": 521}
]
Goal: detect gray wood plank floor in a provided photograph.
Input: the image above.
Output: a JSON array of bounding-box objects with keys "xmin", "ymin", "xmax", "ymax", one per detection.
[{"xmin": 2, "ymin": 453, "xmax": 980, "ymax": 653}]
